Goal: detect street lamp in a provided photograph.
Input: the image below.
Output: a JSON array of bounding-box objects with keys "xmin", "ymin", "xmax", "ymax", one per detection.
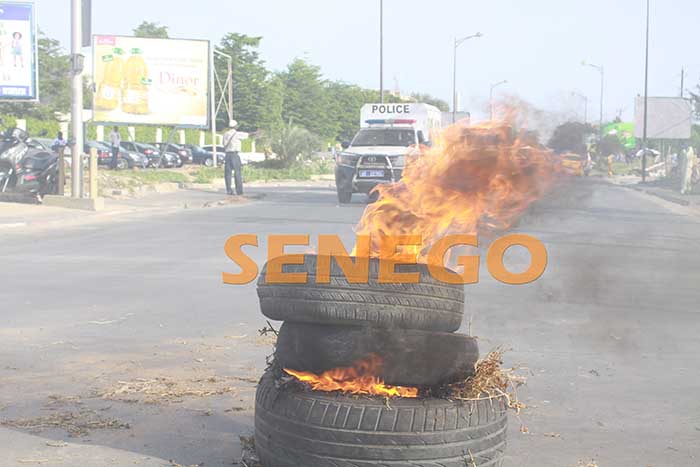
[
  {"xmin": 582, "ymin": 60, "xmax": 605, "ymax": 143},
  {"xmin": 489, "ymin": 80, "xmax": 507, "ymax": 120},
  {"xmin": 571, "ymin": 91, "xmax": 588, "ymax": 123},
  {"xmin": 452, "ymin": 32, "xmax": 483, "ymax": 123},
  {"xmin": 379, "ymin": 0, "xmax": 384, "ymax": 103},
  {"xmin": 641, "ymin": 0, "xmax": 650, "ymax": 182}
]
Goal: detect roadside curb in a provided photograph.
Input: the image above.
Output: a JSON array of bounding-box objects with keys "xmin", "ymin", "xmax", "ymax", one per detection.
[{"xmin": 626, "ymin": 184, "xmax": 692, "ymax": 207}]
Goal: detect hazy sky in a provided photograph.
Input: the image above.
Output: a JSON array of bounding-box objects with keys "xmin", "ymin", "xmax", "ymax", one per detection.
[{"xmin": 37, "ymin": 0, "xmax": 698, "ymax": 121}]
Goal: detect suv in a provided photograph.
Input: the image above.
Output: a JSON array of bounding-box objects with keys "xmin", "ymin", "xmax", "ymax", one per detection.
[{"xmin": 334, "ymin": 124, "xmax": 426, "ymax": 203}]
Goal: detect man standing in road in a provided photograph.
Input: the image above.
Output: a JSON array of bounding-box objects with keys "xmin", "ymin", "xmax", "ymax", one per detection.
[
  {"xmin": 223, "ymin": 120, "xmax": 247, "ymax": 195},
  {"xmin": 109, "ymin": 126, "xmax": 121, "ymax": 170}
]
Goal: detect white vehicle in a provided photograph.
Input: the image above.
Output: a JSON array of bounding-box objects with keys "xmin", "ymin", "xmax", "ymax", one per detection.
[{"xmin": 334, "ymin": 103, "xmax": 442, "ymax": 204}]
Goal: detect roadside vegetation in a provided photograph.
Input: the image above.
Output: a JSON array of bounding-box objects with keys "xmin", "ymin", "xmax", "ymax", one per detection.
[{"xmin": 99, "ymin": 158, "xmax": 334, "ymax": 197}]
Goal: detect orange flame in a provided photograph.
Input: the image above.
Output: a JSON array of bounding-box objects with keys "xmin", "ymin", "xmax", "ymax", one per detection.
[
  {"xmin": 284, "ymin": 354, "xmax": 419, "ymax": 398},
  {"xmin": 353, "ymin": 119, "xmax": 564, "ymax": 263}
]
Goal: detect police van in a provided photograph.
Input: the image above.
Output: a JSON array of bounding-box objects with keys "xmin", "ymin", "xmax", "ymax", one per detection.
[{"xmin": 334, "ymin": 103, "xmax": 442, "ymax": 204}]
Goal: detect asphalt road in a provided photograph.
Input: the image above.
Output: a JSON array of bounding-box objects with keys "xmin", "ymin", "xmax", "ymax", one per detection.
[{"xmin": 1, "ymin": 179, "xmax": 699, "ymax": 467}]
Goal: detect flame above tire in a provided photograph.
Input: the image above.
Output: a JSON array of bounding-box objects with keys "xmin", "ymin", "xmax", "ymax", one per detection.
[{"xmin": 353, "ymin": 120, "xmax": 565, "ymax": 262}]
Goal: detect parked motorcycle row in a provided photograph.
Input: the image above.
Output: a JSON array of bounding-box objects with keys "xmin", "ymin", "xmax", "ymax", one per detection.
[
  {"xmin": 0, "ymin": 127, "xmax": 59, "ymax": 199},
  {"xmin": 0, "ymin": 125, "xmax": 224, "ymax": 200}
]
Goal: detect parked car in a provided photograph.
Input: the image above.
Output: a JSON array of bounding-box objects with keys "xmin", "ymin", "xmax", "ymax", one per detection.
[
  {"xmin": 98, "ymin": 141, "xmax": 148, "ymax": 169},
  {"xmin": 133, "ymin": 142, "xmax": 181, "ymax": 168},
  {"xmin": 200, "ymin": 145, "xmax": 263, "ymax": 165},
  {"xmin": 151, "ymin": 143, "xmax": 191, "ymax": 165},
  {"xmin": 201, "ymin": 145, "xmax": 227, "ymax": 167},
  {"xmin": 183, "ymin": 144, "xmax": 214, "ymax": 166}
]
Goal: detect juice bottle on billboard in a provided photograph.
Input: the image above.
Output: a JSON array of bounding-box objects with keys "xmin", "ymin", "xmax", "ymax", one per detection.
[
  {"xmin": 122, "ymin": 48, "xmax": 150, "ymax": 115},
  {"xmin": 94, "ymin": 48, "xmax": 124, "ymax": 111}
]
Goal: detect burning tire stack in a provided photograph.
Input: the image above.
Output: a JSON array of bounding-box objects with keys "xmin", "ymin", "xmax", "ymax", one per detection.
[{"xmin": 254, "ymin": 254, "xmax": 508, "ymax": 467}]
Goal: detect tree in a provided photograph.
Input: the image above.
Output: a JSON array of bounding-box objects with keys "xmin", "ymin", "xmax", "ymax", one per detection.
[
  {"xmin": 264, "ymin": 121, "xmax": 323, "ymax": 166},
  {"xmin": 547, "ymin": 121, "xmax": 595, "ymax": 155},
  {"xmin": 278, "ymin": 58, "xmax": 333, "ymax": 139},
  {"xmin": 215, "ymin": 33, "xmax": 271, "ymax": 133},
  {"xmin": 325, "ymin": 81, "xmax": 377, "ymax": 142},
  {"xmin": 597, "ymin": 133, "xmax": 624, "ymax": 157},
  {"xmin": 133, "ymin": 21, "xmax": 169, "ymax": 38}
]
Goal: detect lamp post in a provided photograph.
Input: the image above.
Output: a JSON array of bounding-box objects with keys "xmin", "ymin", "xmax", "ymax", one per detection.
[
  {"xmin": 379, "ymin": 0, "xmax": 384, "ymax": 103},
  {"xmin": 571, "ymin": 91, "xmax": 588, "ymax": 123},
  {"xmin": 489, "ymin": 80, "xmax": 507, "ymax": 120},
  {"xmin": 452, "ymin": 32, "xmax": 483, "ymax": 123},
  {"xmin": 641, "ymin": 0, "xmax": 650, "ymax": 182},
  {"xmin": 582, "ymin": 61, "xmax": 604, "ymax": 143},
  {"xmin": 70, "ymin": 0, "xmax": 84, "ymax": 198}
]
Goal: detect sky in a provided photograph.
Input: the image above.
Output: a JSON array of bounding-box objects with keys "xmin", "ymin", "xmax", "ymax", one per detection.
[{"xmin": 36, "ymin": 0, "xmax": 700, "ymax": 121}]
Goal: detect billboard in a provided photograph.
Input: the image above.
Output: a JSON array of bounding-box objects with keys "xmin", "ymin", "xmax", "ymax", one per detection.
[
  {"xmin": 634, "ymin": 97, "xmax": 692, "ymax": 140},
  {"xmin": 0, "ymin": 1, "xmax": 38, "ymax": 101},
  {"xmin": 604, "ymin": 122, "xmax": 636, "ymax": 150},
  {"xmin": 93, "ymin": 35, "xmax": 210, "ymax": 128}
]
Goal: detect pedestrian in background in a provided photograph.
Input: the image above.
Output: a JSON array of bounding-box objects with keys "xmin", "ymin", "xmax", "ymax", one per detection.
[
  {"xmin": 223, "ymin": 120, "xmax": 247, "ymax": 195},
  {"xmin": 51, "ymin": 131, "xmax": 66, "ymax": 153},
  {"xmin": 680, "ymin": 146, "xmax": 696, "ymax": 195},
  {"xmin": 109, "ymin": 126, "xmax": 121, "ymax": 170}
]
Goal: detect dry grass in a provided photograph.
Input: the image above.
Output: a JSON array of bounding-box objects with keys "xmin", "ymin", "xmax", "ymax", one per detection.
[
  {"xmin": 443, "ymin": 347, "xmax": 528, "ymax": 413},
  {"xmin": 100, "ymin": 376, "xmax": 239, "ymax": 404},
  {"xmin": 238, "ymin": 435, "xmax": 262, "ymax": 467},
  {"xmin": 1, "ymin": 410, "xmax": 129, "ymax": 437}
]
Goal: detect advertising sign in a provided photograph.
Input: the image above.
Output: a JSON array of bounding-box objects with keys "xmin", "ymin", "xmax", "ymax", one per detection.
[
  {"xmin": 93, "ymin": 35, "xmax": 210, "ymax": 128},
  {"xmin": 634, "ymin": 97, "xmax": 692, "ymax": 140},
  {"xmin": 0, "ymin": 1, "xmax": 38, "ymax": 101},
  {"xmin": 604, "ymin": 122, "xmax": 636, "ymax": 150}
]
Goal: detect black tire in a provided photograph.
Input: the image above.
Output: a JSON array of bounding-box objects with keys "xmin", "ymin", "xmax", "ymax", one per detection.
[
  {"xmin": 337, "ymin": 190, "xmax": 352, "ymax": 204},
  {"xmin": 116, "ymin": 158, "xmax": 129, "ymax": 170},
  {"xmin": 255, "ymin": 370, "xmax": 507, "ymax": 467},
  {"xmin": 368, "ymin": 190, "xmax": 379, "ymax": 203},
  {"xmin": 275, "ymin": 322, "xmax": 478, "ymax": 387},
  {"xmin": 40, "ymin": 173, "xmax": 58, "ymax": 198},
  {"xmin": 203, "ymin": 157, "xmax": 214, "ymax": 167},
  {"xmin": 257, "ymin": 254, "xmax": 464, "ymax": 332}
]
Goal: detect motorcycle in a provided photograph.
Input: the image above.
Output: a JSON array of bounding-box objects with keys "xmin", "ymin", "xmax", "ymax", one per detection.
[{"xmin": 0, "ymin": 127, "xmax": 59, "ymax": 200}]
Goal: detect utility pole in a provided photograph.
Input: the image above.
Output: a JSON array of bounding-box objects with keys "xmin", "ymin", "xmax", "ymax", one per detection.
[
  {"xmin": 379, "ymin": 0, "xmax": 384, "ymax": 103},
  {"xmin": 210, "ymin": 47, "xmax": 217, "ymax": 167},
  {"xmin": 452, "ymin": 33, "xmax": 482, "ymax": 123},
  {"xmin": 582, "ymin": 61, "xmax": 604, "ymax": 144},
  {"xmin": 70, "ymin": 0, "xmax": 84, "ymax": 198},
  {"xmin": 680, "ymin": 67, "xmax": 685, "ymax": 97},
  {"xmin": 641, "ymin": 0, "xmax": 650, "ymax": 183}
]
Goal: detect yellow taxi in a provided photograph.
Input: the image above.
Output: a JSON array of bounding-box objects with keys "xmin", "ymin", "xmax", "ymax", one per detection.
[{"xmin": 560, "ymin": 152, "xmax": 585, "ymax": 176}]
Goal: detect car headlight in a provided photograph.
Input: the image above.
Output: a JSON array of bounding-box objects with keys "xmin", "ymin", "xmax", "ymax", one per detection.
[
  {"xmin": 390, "ymin": 155, "xmax": 406, "ymax": 167},
  {"xmin": 336, "ymin": 153, "xmax": 359, "ymax": 166}
]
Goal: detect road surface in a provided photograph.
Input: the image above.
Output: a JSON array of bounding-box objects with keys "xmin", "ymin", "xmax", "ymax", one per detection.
[{"xmin": 1, "ymin": 180, "xmax": 698, "ymax": 466}]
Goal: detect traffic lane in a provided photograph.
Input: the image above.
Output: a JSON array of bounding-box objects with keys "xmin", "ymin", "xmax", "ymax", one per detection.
[
  {"xmin": 0, "ymin": 186, "xmax": 361, "ymax": 338},
  {"xmin": 0, "ymin": 185, "xmax": 363, "ymax": 466},
  {"xmin": 472, "ymin": 181, "xmax": 700, "ymax": 466},
  {"xmin": 3, "ymin": 180, "xmax": 698, "ymax": 466}
]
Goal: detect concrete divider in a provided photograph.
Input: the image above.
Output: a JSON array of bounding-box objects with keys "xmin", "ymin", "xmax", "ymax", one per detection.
[{"xmin": 43, "ymin": 195, "xmax": 105, "ymax": 211}]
